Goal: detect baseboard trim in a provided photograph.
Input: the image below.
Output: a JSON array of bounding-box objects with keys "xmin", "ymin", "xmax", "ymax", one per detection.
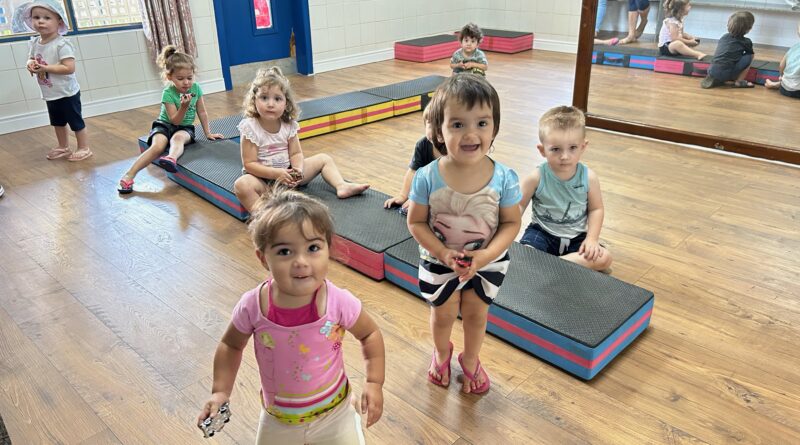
[
  {"xmin": 0, "ymin": 78, "xmax": 226, "ymax": 135},
  {"xmin": 534, "ymin": 38, "xmax": 578, "ymax": 54},
  {"xmin": 314, "ymin": 48, "xmax": 395, "ymax": 74}
]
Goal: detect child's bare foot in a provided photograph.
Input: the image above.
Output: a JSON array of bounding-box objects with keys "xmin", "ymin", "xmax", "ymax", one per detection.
[
  {"xmin": 619, "ymin": 36, "xmax": 636, "ymax": 45},
  {"xmin": 457, "ymin": 353, "xmax": 490, "ymax": 394},
  {"xmin": 336, "ymin": 182, "xmax": 369, "ymax": 198},
  {"xmin": 765, "ymin": 79, "xmax": 781, "ymax": 89},
  {"xmin": 696, "ymin": 53, "xmax": 707, "ymax": 60}
]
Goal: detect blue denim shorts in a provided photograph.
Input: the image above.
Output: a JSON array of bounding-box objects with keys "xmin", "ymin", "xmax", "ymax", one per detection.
[
  {"xmin": 520, "ymin": 224, "xmax": 586, "ymax": 256},
  {"xmin": 628, "ymin": 0, "xmax": 650, "ymax": 11}
]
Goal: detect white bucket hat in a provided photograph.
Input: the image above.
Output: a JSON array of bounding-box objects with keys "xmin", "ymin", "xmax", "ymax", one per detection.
[{"xmin": 23, "ymin": 0, "xmax": 70, "ymax": 35}]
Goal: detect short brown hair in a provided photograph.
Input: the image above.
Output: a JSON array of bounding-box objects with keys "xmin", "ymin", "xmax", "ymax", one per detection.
[
  {"xmin": 242, "ymin": 66, "xmax": 299, "ymax": 122},
  {"xmin": 427, "ymin": 74, "xmax": 500, "ymax": 154},
  {"xmin": 460, "ymin": 22, "xmax": 483, "ymax": 43},
  {"xmin": 248, "ymin": 185, "xmax": 334, "ymax": 253},
  {"xmin": 727, "ymin": 11, "xmax": 754, "ymax": 37},
  {"xmin": 538, "ymin": 106, "xmax": 586, "ymax": 143}
]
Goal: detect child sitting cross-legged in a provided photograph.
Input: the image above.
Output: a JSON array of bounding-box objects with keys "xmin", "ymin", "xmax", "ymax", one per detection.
[{"xmin": 519, "ymin": 106, "xmax": 613, "ymax": 273}]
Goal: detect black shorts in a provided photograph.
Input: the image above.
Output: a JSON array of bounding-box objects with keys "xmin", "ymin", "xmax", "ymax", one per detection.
[
  {"xmin": 147, "ymin": 120, "xmax": 196, "ymax": 148},
  {"xmin": 780, "ymin": 85, "xmax": 800, "ymax": 98},
  {"xmin": 46, "ymin": 91, "xmax": 85, "ymax": 131},
  {"xmin": 659, "ymin": 44, "xmax": 676, "ymax": 57}
]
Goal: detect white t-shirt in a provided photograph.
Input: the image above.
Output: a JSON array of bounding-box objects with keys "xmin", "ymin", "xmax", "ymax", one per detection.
[
  {"xmin": 658, "ymin": 17, "xmax": 684, "ymax": 48},
  {"xmin": 781, "ymin": 42, "xmax": 800, "ymax": 92},
  {"xmin": 28, "ymin": 36, "xmax": 80, "ymax": 101},
  {"xmin": 237, "ymin": 117, "xmax": 300, "ymax": 169}
]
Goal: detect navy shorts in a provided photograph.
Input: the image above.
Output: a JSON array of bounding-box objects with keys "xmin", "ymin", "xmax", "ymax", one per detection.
[
  {"xmin": 147, "ymin": 120, "xmax": 196, "ymax": 148},
  {"xmin": 659, "ymin": 44, "xmax": 676, "ymax": 56},
  {"xmin": 520, "ymin": 224, "xmax": 587, "ymax": 256},
  {"xmin": 779, "ymin": 85, "xmax": 800, "ymax": 98},
  {"xmin": 46, "ymin": 91, "xmax": 85, "ymax": 131},
  {"xmin": 709, "ymin": 54, "xmax": 753, "ymax": 81},
  {"xmin": 628, "ymin": 0, "xmax": 649, "ymax": 11}
]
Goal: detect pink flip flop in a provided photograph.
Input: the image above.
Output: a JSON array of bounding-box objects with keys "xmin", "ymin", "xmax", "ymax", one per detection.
[
  {"xmin": 46, "ymin": 147, "xmax": 71, "ymax": 160},
  {"xmin": 610, "ymin": 37, "xmax": 620, "ymax": 46},
  {"xmin": 428, "ymin": 341, "xmax": 453, "ymax": 388},
  {"xmin": 458, "ymin": 352, "xmax": 490, "ymax": 394}
]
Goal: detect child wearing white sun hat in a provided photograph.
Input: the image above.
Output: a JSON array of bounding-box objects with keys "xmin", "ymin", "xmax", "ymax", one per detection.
[{"xmin": 23, "ymin": 0, "xmax": 93, "ymax": 162}]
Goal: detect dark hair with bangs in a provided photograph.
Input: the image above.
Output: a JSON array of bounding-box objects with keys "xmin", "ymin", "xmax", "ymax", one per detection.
[
  {"xmin": 428, "ymin": 74, "xmax": 501, "ymax": 154},
  {"xmin": 460, "ymin": 22, "xmax": 483, "ymax": 43},
  {"xmin": 248, "ymin": 185, "xmax": 334, "ymax": 254},
  {"xmin": 727, "ymin": 11, "xmax": 754, "ymax": 37}
]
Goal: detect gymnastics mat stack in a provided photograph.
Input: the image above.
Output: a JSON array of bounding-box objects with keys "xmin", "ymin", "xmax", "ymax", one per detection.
[
  {"xmin": 297, "ymin": 91, "xmax": 394, "ymax": 139},
  {"xmin": 303, "ymin": 176, "xmax": 411, "ymax": 280},
  {"xmin": 384, "ymin": 239, "xmax": 654, "ymax": 380},
  {"xmin": 394, "ymin": 34, "xmax": 461, "ymax": 62},
  {"xmin": 362, "ymin": 75, "xmax": 446, "ymax": 116},
  {"xmin": 457, "ymin": 29, "xmax": 534, "ymax": 53},
  {"xmin": 592, "ymin": 44, "xmax": 781, "ymax": 85}
]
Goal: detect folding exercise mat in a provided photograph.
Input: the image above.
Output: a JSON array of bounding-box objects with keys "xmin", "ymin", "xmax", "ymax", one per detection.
[
  {"xmin": 302, "ymin": 176, "xmax": 411, "ymax": 280},
  {"xmin": 384, "ymin": 239, "xmax": 654, "ymax": 379},
  {"xmin": 479, "ymin": 29, "xmax": 534, "ymax": 53},
  {"xmin": 166, "ymin": 138, "xmax": 249, "ymax": 221},
  {"xmin": 361, "ymin": 75, "xmax": 446, "ymax": 115},
  {"xmin": 394, "ymin": 34, "xmax": 460, "ymax": 62},
  {"xmin": 297, "ymin": 91, "xmax": 394, "ymax": 139}
]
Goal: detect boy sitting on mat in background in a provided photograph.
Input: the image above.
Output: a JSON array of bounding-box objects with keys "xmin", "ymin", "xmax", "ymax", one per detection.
[
  {"xmin": 383, "ymin": 104, "xmax": 442, "ymax": 214},
  {"xmin": 450, "ymin": 22, "xmax": 488, "ymax": 76},
  {"xmin": 519, "ymin": 106, "xmax": 613, "ymax": 273}
]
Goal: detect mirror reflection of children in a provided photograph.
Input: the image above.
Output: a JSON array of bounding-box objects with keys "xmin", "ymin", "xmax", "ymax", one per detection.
[
  {"xmin": 407, "ymin": 74, "xmax": 522, "ymax": 394},
  {"xmin": 765, "ymin": 23, "xmax": 800, "ymax": 98},
  {"xmin": 197, "ymin": 187, "xmax": 385, "ymax": 443},
  {"xmin": 702, "ymin": 11, "xmax": 756, "ymax": 89},
  {"xmin": 450, "ymin": 23, "xmax": 488, "ymax": 76},
  {"xmin": 23, "ymin": 0, "xmax": 92, "ymax": 162},
  {"xmin": 657, "ymin": 0, "xmax": 706, "ymax": 60},
  {"xmin": 519, "ymin": 106, "xmax": 613, "ymax": 273},
  {"xmin": 118, "ymin": 46, "xmax": 223, "ymax": 193},
  {"xmin": 234, "ymin": 67, "xmax": 369, "ymax": 212},
  {"xmin": 383, "ymin": 105, "xmax": 442, "ymax": 213}
]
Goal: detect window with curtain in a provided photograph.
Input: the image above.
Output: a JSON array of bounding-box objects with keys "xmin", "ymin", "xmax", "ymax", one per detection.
[{"xmin": 0, "ymin": 0, "xmax": 142, "ymax": 40}]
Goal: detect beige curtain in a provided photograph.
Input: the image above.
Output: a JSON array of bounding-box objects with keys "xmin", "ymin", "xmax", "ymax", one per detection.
[{"xmin": 139, "ymin": 0, "xmax": 197, "ymax": 59}]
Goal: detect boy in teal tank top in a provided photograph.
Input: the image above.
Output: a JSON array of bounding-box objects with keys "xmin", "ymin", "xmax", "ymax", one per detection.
[{"xmin": 519, "ymin": 106, "xmax": 613, "ymax": 272}]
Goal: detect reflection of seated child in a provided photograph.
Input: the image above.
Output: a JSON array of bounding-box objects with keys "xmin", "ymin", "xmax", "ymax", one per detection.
[
  {"xmin": 383, "ymin": 105, "xmax": 441, "ymax": 213},
  {"xmin": 450, "ymin": 23, "xmax": 488, "ymax": 76},
  {"xmin": 519, "ymin": 106, "xmax": 612, "ymax": 272},
  {"xmin": 765, "ymin": 23, "xmax": 800, "ymax": 98},
  {"xmin": 658, "ymin": 0, "xmax": 705, "ymax": 61},
  {"xmin": 702, "ymin": 11, "xmax": 755, "ymax": 89}
]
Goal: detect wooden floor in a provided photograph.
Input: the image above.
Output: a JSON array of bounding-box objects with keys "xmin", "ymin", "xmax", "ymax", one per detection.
[
  {"xmin": 587, "ymin": 51, "xmax": 800, "ymax": 152},
  {"xmin": 1, "ymin": 50, "xmax": 799, "ymax": 444}
]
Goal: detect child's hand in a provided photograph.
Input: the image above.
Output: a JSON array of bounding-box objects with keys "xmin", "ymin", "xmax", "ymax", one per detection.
[
  {"xmin": 30, "ymin": 63, "xmax": 46, "ymax": 74},
  {"xmin": 579, "ymin": 239, "xmax": 604, "ymax": 262},
  {"xmin": 206, "ymin": 133, "xmax": 224, "ymax": 140},
  {"xmin": 179, "ymin": 93, "xmax": 193, "ymax": 108},
  {"xmin": 383, "ymin": 195, "xmax": 407, "ymax": 209},
  {"xmin": 360, "ymin": 382, "xmax": 384, "ymax": 427},
  {"xmin": 276, "ymin": 168, "xmax": 300, "ymax": 187},
  {"xmin": 196, "ymin": 392, "xmax": 230, "ymax": 428},
  {"xmin": 26, "ymin": 60, "xmax": 38, "ymax": 74},
  {"xmin": 455, "ymin": 250, "xmax": 489, "ymax": 282}
]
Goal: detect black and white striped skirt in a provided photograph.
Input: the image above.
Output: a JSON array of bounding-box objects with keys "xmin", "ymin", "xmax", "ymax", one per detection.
[{"xmin": 418, "ymin": 251, "xmax": 510, "ymax": 306}]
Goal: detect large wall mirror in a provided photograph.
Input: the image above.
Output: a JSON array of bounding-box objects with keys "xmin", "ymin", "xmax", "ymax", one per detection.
[{"xmin": 573, "ymin": 0, "xmax": 800, "ymax": 164}]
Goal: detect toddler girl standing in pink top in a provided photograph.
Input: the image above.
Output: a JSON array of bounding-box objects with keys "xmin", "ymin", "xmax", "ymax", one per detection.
[{"xmin": 197, "ymin": 187, "xmax": 385, "ymax": 444}]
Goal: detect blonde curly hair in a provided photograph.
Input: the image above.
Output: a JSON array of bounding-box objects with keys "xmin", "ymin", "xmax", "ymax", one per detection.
[{"xmin": 242, "ymin": 66, "xmax": 299, "ymax": 122}]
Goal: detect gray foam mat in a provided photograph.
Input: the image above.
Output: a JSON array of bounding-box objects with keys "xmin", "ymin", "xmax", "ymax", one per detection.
[
  {"xmin": 302, "ymin": 176, "xmax": 411, "ymax": 252},
  {"xmin": 196, "ymin": 114, "xmax": 244, "ymax": 141},
  {"xmin": 397, "ymin": 34, "xmax": 458, "ymax": 47},
  {"xmin": 483, "ymin": 29, "xmax": 532, "ymax": 38},
  {"xmin": 361, "ymin": 75, "xmax": 446, "ymax": 100},
  {"xmin": 298, "ymin": 92, "xmax": 391, "ymax": 121},
  {"xmin": 386, "ymin": 239, "xmax": 652, "ymax": 348},
  {"xmin": 176, "ymin": 139, "xmax": 242, "ymax": 191},
  {"xmin": 495, "ymin": 243, "xmax": 652, "ymax": 348},
  {"xmin": 594, "ymin": 44, "xmax": 658, "ymax": 57}
]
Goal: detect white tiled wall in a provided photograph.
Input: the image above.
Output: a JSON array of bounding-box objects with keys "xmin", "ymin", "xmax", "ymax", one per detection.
[
  {"xmin": 308, "ymin": 0, "xmax": 585, "ymax": 67},
  {"xmin": 0, "ymin": 0, "xmax": 223, "ymax": 132}
]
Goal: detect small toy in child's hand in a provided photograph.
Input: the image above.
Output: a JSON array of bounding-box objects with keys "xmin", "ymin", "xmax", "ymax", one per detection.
[
  {"xmin": 398, "ymin": 206, "xmax": 408, "ymax": 216},
  {"xmin": 454, "ymin": 256, "xmax": 472, "ymax": 268},
  {"xmin": 288, "ymin": 168, "xmax": 303, "ymax": 181},
  {"xmin": 199, "ymin": 402, "xmax": 231, "ymax": 438}
]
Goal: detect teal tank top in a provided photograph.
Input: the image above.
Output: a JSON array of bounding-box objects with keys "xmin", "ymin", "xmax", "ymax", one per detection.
[{"xmin": 530, "ymin": 162, "xmax": 589, "ymax": 239}]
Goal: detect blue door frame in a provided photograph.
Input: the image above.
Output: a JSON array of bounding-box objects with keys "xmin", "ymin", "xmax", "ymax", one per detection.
[{"xmin": 212, "ymin": 0, "xmax": 314, "ymax": 90}]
